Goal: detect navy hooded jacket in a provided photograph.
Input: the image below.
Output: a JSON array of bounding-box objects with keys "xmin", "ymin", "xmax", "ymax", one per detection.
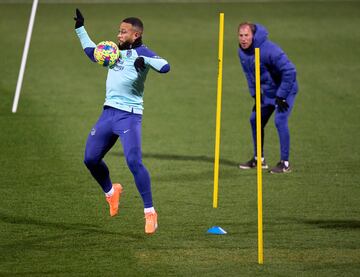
[{"xmin": 238, "ymin": 24, "xmax": 298, "ymax": 100}]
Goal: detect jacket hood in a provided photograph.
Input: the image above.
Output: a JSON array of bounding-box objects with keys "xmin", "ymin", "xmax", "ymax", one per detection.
[{"xmin": 253, "ymin": 24, "xmax": 268, "ymax": 48}]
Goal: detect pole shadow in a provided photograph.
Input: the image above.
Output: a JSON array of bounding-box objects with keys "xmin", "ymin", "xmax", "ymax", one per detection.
[{"xmin": 109, "ymin": 151, "xmax": 239, "ymax": 167}]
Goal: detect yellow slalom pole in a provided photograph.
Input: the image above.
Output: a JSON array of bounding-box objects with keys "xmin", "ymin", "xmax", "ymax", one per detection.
[
  {"xmin": 255, "ymin": 48, "xmax": 264, "ymax": 264},
  {"xmin": 213, "ymin": 12, "xmax": 224, "ymax": 208}
]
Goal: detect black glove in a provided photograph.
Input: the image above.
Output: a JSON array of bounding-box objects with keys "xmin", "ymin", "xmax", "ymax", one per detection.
[
  {"xmin": 134, "ymin": 57, "xmax": 146, "ymax": 72},
  {"xmin": 275, "ymin": 96, "xmax": 289, "ymax": 113},
  {"xmin": 252, "ymin": 94, "xmax": 263, "ymax": 112},
  {"xmin": 74, "ymin": 8, "xmax": 84, "ymax": 29}
]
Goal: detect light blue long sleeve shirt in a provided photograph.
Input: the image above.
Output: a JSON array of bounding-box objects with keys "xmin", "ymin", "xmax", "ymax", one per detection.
[{"xmin": 75, "ymin": 26, "xmax": 170, "ymax": 114}]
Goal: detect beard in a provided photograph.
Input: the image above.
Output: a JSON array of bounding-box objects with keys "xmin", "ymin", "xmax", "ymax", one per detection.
[
  {"xmin": 118, "ymin": 37, "xmax": 143, "ymax": 50},
  {"xmin": 118, "ymin": 41, "xmax": 132, "ymax": 50}
]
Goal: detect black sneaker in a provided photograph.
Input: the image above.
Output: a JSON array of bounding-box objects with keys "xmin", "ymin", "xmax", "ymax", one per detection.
[
  {"xmin": 239, "ymin": 158, "xmax": 269, "ymax": 169},
  {"xmin": 270, "ymin": 161, "xmax": 291, "ymax": 174}
]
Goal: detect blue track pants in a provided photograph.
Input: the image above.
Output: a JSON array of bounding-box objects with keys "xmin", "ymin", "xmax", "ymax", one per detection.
[
  {"xmin": 250, "ymin": 94, "xmax": 296, "ymax": 161},
  {"xmin": 83, "ymin": 106, "xmax": 153, "ymax": 208}
]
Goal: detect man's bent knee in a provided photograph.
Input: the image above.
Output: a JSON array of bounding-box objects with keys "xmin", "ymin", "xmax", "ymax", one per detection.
[
  {"xmin": 126, "ymin": 148, "xmax": 143, "ymax": 174},
  {"xmin": 84, "ymin": 155, "xmax": 101, "ymax": 169}
]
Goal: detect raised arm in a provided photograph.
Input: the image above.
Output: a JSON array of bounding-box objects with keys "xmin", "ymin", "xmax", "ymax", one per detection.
[{"xmin": 74, "ymin": 9, "xmax": 97, "ymax": 62}]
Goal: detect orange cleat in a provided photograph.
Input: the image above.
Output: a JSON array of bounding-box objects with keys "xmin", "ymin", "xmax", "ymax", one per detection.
[
  {"xmin": 106, "ymin": 183, "xmax": 123, "ymax": 217},
  {"xmin": 145, "ymin": 211, "xmax": 158, "ymax": 234}
]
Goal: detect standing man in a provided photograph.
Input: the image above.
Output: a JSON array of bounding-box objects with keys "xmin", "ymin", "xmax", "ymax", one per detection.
[
  {"xmin": 74, "ymin": 9, "xmax": 170, "ymax": 234},
  {"xmin": 237, "ymin": 22, "xmax": 298, "ymax": 173}
]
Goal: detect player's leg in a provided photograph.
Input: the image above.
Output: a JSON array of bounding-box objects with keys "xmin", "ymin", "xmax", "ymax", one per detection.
[
  {"xmin": 117, "ymin": 112, "xmax": 157, "ymax": 234},
  {"xmin": 252, "ymin": 104, "xmax": 275, "ymax": 158},
  {"xmin": 270, "ymin": 93, "xmax": 297, "ymax": 173},
  {"xmin": 239, "ymin": 104, "xmax": 274, "ymax": 169},
  {"xmin": 84, "ymin": 108, "xmax": 123, "ymax": 215}
]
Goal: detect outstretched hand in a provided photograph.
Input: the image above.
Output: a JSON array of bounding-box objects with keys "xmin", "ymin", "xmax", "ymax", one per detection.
[{"xmin": 74, "ymin": 8, "xmax": 84, "ymax": 29}]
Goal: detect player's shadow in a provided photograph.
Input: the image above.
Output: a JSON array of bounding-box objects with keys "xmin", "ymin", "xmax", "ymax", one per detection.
[
  {"xmin": 285, "ymin": 218, "xmax": 360, "ymax": 230},
  {"xmin": 111, "ymin": 152, "xmax": 238, "ymax": 167},
  {"xmin": 0, "ymin": 210, "xmax": 108, "ymax": 232},
  {"xmin": 0, "ymin": 210, "xmax": 143, "ymax": 250},
  {"xmin": 301, "ymin": 219, "xmax": 360, "ymax": 229}
]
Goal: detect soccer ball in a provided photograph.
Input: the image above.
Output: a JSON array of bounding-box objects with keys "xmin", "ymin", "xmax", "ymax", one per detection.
[{"xmin": 94, "ymin": 41, "xmax": 120, "ymax": 67}]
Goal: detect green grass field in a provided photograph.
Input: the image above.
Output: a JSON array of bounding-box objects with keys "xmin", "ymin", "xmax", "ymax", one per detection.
[{"xmin": 1, "ymin": 1, "xmax": 360, "ymax": 276}]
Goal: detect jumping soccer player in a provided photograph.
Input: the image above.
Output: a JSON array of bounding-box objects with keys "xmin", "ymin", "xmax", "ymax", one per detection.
[
  {"xmin": 74, "ymin": 9, "xmax": 170, "ymax": 234},
  {"xmin": 237, "ymin": 22, "xmax": 298, "ymax": 173}
]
